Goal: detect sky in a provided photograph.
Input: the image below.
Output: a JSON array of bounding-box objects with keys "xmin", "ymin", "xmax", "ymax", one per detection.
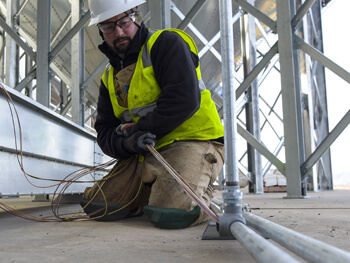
[{"xmin": 322, "ymin": 0, "xmax": 350, "ymax": 187}]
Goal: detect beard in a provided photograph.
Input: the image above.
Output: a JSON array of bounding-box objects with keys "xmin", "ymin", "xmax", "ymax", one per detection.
[{"xmin": 112, "ymin": 36, "xmax": 132, "ymax": 54}]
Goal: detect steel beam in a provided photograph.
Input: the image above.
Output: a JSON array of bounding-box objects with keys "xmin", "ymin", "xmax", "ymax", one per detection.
[
  {"xmin": 49, "ymin": 11, "xmax": 91, "ymax": 64},
  {"xmin": 198, "ymin": 10, "xmax": 244, "ymax": 59},
  {"xmin": 235, "ymin": 43, "xmax": 278, "ymax": 99},
  {"xmin": 296, "ymin": 36, "xmax": 350, "ymax": 84},
  {"xmin": 237, "ymin": 124, "xmax": 285, "ymax": 175},
  {"xmin": 0, "ymin": 16, "xmax": 35, "ymax": 59},
  {"xmin": 233, "ymin": 0, "xmax": 277, "ymax": 33},
  {"xmin": 176, "ymin": 0, "xmax": 207, "ymax": 31},
  {"xmin": 171, "ymin": 2, "xmax": 221, "ymax": 62},
  {"xmin": 301, "ymin": 110, "xmax": 350, "ymax": 179},
  {"xmin": 82, "ymin": 58, "xmax": 109, "ymax": 91}
]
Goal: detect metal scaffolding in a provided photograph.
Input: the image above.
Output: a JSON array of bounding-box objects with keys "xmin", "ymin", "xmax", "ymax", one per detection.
[{"xmin": 0, "ymin": 0, "xmax": 349, "ymax": 198}]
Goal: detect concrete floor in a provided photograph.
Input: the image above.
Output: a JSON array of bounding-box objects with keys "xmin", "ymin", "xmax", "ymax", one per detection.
[{"xmin": 0, "ymin": 189, "xmax": 350, "ymax": 263}]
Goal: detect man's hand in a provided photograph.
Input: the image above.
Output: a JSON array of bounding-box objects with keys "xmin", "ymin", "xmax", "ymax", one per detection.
[
  {"xmin": 123, "ymin": 131, "xmax": 157, "ymax": 156},
  {"xmin": 116, "ymin": 123, "xmax": 138, "ymax": 137}
]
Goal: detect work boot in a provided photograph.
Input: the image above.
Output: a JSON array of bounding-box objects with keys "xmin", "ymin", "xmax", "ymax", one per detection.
[{"xmin": 80, "ymin": 157, "xmax": 150, "ymax": 221}]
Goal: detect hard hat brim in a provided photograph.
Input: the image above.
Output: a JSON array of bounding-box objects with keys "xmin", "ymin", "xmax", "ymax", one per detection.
[{"xmin": 88, "ymin": 0, "xmax": 146, "ymax": 26}]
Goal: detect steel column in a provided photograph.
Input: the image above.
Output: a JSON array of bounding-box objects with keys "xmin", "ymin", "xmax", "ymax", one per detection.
[
  {"xmin": 276, "ymin": 0, "xmax": 304, "ymax": 198},
  {"xmin": 241, "ymin": 1, "xmax": 263, "ymax": 194},
  {"xmin": 71, "ymin": 0, "xmax": 85, "ymax": 126},
  {"xmin": 5, "ymin": 0, "xmax": 17, "ymax": 88},
  {"xmin": 36, "ymin": 0, "xmax": 51, "ymax": 107},
  {"xmin": 0, "ymin": 33, "xmax": 4, "ymax": 80},
  {"xmin": 150, "ymin": 0, "xmax": 171, "ymax": 29}
]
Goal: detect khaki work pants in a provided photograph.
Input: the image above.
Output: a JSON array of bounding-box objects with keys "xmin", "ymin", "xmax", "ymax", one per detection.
[{"xmin": 82, "ymin": 140, "xmax": 224, "ymax": 226}]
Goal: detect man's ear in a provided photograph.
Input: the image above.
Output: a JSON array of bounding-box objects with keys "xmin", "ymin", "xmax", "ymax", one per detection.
[
  {"xmin": 99, "ymin": 28, "xmax": 105, "ymax": 40},
  {"xmin": 131, "ymin": 7, "xmax": 143, "ymax": 27}
]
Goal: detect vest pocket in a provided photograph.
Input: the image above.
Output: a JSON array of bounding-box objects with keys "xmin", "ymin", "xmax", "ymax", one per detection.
[{"xmin": 113, "ymin": 63, "xmax": 136, "ymax": 108}]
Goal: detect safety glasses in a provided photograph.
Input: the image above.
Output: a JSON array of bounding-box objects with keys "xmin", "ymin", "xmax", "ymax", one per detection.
[{"xmin": 97, "ymin": 12, "xmax": 136, "ymax": 34}]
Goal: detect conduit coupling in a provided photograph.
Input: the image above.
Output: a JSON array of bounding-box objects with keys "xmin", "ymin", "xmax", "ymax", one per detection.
[{"xmin": 218, "ymin": 183, "xmax": 246, "ymax": 237}]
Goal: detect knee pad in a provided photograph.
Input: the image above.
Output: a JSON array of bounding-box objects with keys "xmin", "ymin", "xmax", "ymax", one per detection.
[{"xmin": 143, "ymin": 205, "xmax": 200, "ymax": 229}]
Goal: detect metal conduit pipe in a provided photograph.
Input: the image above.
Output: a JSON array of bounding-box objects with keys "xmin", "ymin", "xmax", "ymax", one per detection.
[
  {"xmin": 217, "ymin": 0, "xmax": 247, "ymax": 237},
  {"xmin": 211, "ymin": 199, "xmax": 301, "ymax": 262},
  {"xmin": 211, "ymin": 199, "xmax": 299, "ymax": 262},
  {"xmin": 219, "ymin": 0, "xmax": 239, "ymax": 185},
  {"xmin": 210, "ymin": 201, "xmax": 222, "ymax": 215},
  {"xmin": 211, "ymin": 198, "xmax": 350, "ymax": 262},
  {"xmin": 230, "ymin": 222, "xmax": 301, "ymax": 263},
  {"xmin": 244, "ymin": 212, "xmax": 350, "ymax": 263}
]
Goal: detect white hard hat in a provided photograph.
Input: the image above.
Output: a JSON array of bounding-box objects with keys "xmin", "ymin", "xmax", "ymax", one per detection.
[{"xmin": 88, "ymin": 0, "xmax": 146, "ymax": 26}]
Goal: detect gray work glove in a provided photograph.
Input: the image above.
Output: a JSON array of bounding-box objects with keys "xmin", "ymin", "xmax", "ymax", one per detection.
[{"xmin": 123, "ymin": 131, "xmax": 157, "ymax": 156}]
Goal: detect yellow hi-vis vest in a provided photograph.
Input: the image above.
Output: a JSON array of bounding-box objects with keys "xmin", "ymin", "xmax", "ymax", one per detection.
[{"xmin": 102, "ymin": 29, "xmax": 224, "ymax": 149}]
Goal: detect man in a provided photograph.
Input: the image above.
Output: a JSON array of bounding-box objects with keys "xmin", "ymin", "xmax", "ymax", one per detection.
[{"xmin": 81, "ymin": 0, "xmax": 224, "ymax": 229}]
